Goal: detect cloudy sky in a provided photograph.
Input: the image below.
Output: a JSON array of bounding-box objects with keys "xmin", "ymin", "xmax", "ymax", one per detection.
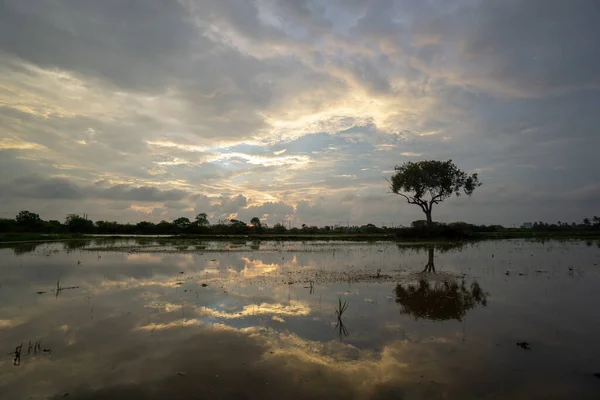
[{"xmin": 0, "ymin": 0, "xmax": 599, "ymax": 227}]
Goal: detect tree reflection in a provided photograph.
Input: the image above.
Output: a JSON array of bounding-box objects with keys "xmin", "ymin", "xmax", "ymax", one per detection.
[
  {"xmin": 394, "ymin": 248, "xmax": 488, "ymax": 321},
  {"xmin": 395, "ymin": 241, "xmax": 474, "ymax": 257},
  {"xmin": 62, "ymin": 240, "xmax": 92, "ymax": 250},
  {"xmin": 423, "ymin": 248, "xmax": 435, "ymax": 272},
  {"xmin": 8, "ymin": 242, "xmax": 41, "ymax": 255}
]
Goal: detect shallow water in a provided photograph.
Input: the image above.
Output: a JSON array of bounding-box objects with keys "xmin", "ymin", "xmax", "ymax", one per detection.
[{"xmin": 1, "ymin": 239, "xmax": 600, "ymax": 399}]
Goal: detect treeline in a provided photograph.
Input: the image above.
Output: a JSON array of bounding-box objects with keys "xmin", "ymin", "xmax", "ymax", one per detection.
[
  {"xmin": 0, "ymin": 211, "xmax": 400, "ymax": 235},
  {"xmin": 0, "ymin": 210, "xmax": 599, "ymax": 236},
  {"xmin": 530, "ymin": 217, "xmax": 600, "ymax": 231}
]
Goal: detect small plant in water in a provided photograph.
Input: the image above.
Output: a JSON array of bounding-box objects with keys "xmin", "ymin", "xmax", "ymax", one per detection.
[
  {"xmin": 12, "ymin": 343, "xmax": 22, "ymax": 366},
  {"xmin": 335, "ymin": 297, "xmax": 349, "ymax": 339},
  {"xmin": 335, "ymin": 297, "xmax": 348, "ymax": 320}
]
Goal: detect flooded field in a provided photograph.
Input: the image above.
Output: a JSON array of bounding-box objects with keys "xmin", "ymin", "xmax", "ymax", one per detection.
[{"xmin": 1, "ymin": 239, "xmax": 600, "ymax": 399}]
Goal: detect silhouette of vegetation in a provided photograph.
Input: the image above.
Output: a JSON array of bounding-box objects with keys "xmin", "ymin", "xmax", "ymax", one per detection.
[
  {"xmin": 194, "ymin": 213, "xmax": 210, "ymax": 232},
  {"xmin": 250, "ymin": 217, "xmax": 263, "ymax": 233},
  {"xmin": 1, "ymin": 210, "xmax": 599, "ymax": 241},
  {"xmin": 389, "ymin": 160, "xmax": 481, "ymax": 229},
  {"xmin": 11, "ymin": 343, "xmax": 23, "ymax": 366},
  {"xmin": 334, "ymin": 297, "xmax": 349, "ymax": 339},
  {"xmin": 172, "ymin": 217, "xmax": 191, "ymax": 230},
  {"xmin": 9, "ymin": 340, "xmax": 46, "ymax": 366},
  {"xmin": 65, "ymin": 214, "xmax": 94, "ymax": 233},
  {"xmin": 395, "ymin": 221, "xmax": 498, "ymax": 239},
  {"xmin": 15, "ymin": 211, "xmax": 42, "ymax": 229},
  {"xmin": 422, "ymin": 248, "xmax": 435, "ymax": 272},
  {"xmin": 335, "ymin": 297, "xmax": 348, "ymax": 320},
  {"xmin": 394, "ymin": 248, "xmax": 488, "ymax": 321}
]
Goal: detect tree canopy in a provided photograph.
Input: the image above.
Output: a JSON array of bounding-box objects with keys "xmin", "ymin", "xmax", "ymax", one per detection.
[
  {"xmin": 15, "ymin": 211, "xmax": 41, "ymax": 225},
  {"xmin": 195, "ymin": 213, "xmax": 209, "ymax": 227},
  {"xmin": 65, "ymin": 214, "xmax": 94, "ymax": 233},
  {"xmin": 250, "ymin": 217, "xmax": 261, "ymax": 227},
  {"xmin": 390, "ymin": 159, "xmax": 481, "ymax": 228},
  {"xmin": 173, "ymin": 217, "xmax": 191, "ymax": 229}
]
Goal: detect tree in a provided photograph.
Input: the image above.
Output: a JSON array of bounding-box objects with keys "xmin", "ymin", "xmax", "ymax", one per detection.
[
  {"xmin": 389, "ymin": 160, "xmax": 481, "ymax": 229},
  {"xmin": 195, "ymin": 213, "xmax": 209, "ymax": 227},
  {"xmin": 250, "ymin": 217, "xmax": 261, "ymax": 227},
  {"xmin": 173, "ymin": 217, "xmax": 191, "ymax": 230},
  {"xmin": 156, "ymin": 220, "xmax": 174, "ymax": 233},
  {"xmin": 250, "ymin": 217, "xmax": 262, "ymax": 233},
  {"xmin": 272, "ymin": 223, "xmax": 286, "ymax": 233},
  {"xmin": 136, "ymin": 221, "xmax": 156, "ymax": 234},
  {"xmin": 15, "ymin": 210, "xmax": 41, "ymax": 225},
  {"xmin": 0, "ymin": 218, "xmax": 17, "ymax": 232},
  {"xmin": 228, "ymin": 219, "xmax": 248, "ymax": 234},
  {"xmin": 47, "ymin": 220, "xmax": 63, "ymax": 233},
  {"xmin": 65, "ymin": 214, "xmax": 94, "ymax": 233}
]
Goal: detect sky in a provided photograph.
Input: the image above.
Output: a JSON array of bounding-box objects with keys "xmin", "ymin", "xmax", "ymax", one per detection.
[{"xmin": 1, "ymin": 0, "xmax": 599, "ymax": 227}]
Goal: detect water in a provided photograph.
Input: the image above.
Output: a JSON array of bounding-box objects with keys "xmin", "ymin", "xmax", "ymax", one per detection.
[{"xmin": 1, "ymin": 239, "xmax": 600, "ymax": 399}]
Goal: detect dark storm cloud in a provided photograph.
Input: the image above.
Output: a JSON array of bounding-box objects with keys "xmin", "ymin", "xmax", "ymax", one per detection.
[
  {"xmin": 237, "ymin": 201, "xmax": 295, "ymax": 222},
  {"xmin": 2, "ymin": 176, "xmax": 188, "ymax": 202},
  {"xmin": 99, "ymin": 184, "xmax": 187, "ymax": 202},
  {"xmin": 7, "ymin": 176, "xmax": 84, "ymax": 200},
  {"xmin": 0, "ymin": 0, "xmax": 203, "ymax": 92},
  {"xmin": 461, "ymin": 0, "xmax": 600, "ymax": 96},
  {"xmin": 212, "ymin": 194, "xmax": 248, "ymax": 216},
  {"xmin": 412, "ymin": 0, "xmax": 600, "ymax": 97}
]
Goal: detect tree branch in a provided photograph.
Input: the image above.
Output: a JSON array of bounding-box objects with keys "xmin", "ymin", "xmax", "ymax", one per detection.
[
  {"xmin": 394, "ymin": 192, "xmax": 427, "ymax": 212},
  {"xmin": 430, "ymin": 192, "xmax": 446, "ymax": 204}
]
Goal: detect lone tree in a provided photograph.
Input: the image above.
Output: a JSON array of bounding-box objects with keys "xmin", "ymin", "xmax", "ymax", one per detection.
[{"xmin": 389, "ymin": 160, "xmax": 481, "ymax": 229}]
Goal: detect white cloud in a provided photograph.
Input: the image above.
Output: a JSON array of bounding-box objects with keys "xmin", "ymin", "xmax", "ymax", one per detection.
[{"xmin": 400, "ymin": 152, "xmax": 422, "ymax": 157}]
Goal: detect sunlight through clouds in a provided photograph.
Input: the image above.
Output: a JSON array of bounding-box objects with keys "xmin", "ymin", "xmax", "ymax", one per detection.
[{"xmin": 0, "ymin": 0, "xmax": 598, "ymax": 225}]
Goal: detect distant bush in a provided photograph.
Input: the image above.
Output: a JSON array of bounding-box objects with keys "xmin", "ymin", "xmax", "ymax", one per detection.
[{"xmin": 396, "ymin": 221, "xmax": 491, "ymax": 239}]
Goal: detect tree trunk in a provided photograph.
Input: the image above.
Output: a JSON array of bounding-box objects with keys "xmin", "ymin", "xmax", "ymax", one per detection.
[
  {"xmin": 423, "ymin": 248, "xmax": 435, "ymax": 273},
  {"xmin": 425, "ymin": 210, "xmax": 433, "ymax": 229}
]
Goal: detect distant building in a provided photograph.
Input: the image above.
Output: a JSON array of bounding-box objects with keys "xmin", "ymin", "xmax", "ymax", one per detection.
[{"xmin": 521, "ymin": 222, "xmax": 533, "ymax": 229}]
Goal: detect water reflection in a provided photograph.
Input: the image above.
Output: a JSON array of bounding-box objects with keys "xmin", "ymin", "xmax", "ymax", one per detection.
[
  {"xmin": 334, "ymin": 297, "xmax": 350, "ymax": 340},
  {"xmin": 63, "ymin": 240, "xmax": 92, "ymax": 251},
  {"xmin": 423, "ymin": 247, "xmax": 435, "ymax": 272},
  {"xmin": 1, "ymin": 239, "xmax": 600, "ymax": 399},
  {"xmin": 394, "ymin": 248, "xmax": 488, "ymax": 321},
  {"xmin": 8, "ymin": 242, "xmax": 41, "ymax": 255}
]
